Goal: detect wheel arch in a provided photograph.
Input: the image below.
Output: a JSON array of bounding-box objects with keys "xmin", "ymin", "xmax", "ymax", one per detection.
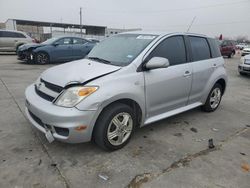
[
  {"xmin": 91, "ymin": 98, "xmax": 144, "ymax": 140},
  {"xmin": 201, "ymin": 66, "xmax": 227, "ymax": 104}
]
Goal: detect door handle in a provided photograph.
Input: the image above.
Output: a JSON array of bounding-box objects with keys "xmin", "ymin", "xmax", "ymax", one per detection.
[{"xmin": 183, "ymin": 71, "xmax": 191, "ymax": 77}]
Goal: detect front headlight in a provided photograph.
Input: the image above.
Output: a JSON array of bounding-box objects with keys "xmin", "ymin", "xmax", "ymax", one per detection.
[{"xmin": 54, "ymin": 86, "xmax": 98, "ymax": 107}]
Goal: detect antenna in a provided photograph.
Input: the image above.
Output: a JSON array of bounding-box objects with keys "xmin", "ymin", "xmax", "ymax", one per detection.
[{"xmin": 187, "ymin": 16, "xmax": 196, "ymax": 32}]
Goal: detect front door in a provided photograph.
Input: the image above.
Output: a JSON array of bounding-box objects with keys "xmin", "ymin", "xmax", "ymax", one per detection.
[
  {"xmin": 143, "ymin": 35, "xmax": 192, "ymax": 120},
  {"xmin": 51, "ymin": 37, "xmax": 73, "ymax": 61}
]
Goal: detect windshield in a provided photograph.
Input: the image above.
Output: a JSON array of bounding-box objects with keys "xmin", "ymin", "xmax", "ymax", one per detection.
[
  {"xmin": 88, "ymin": 34, "xmax": 157, "ymax": 66},
  {"xmin": 42, "ymin": 38, "xmax": 58, "ymax": 45}
]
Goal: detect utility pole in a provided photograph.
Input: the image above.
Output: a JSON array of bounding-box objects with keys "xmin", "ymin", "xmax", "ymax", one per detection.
[
  {"xmin": 187, "ymin": 16, "xmax": 196, "ymax": 32},
  {"xmin": 80, "ymin": 7, "xmax": 83, "ymax": 37}
]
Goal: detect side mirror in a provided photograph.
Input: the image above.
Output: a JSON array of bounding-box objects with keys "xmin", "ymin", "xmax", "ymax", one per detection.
[{"xmin": 144, "ymin": 57, "xmax": 170, "ymax": 70}]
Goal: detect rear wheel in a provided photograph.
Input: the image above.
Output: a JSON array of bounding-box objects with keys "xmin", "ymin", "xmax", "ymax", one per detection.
[
  {"xmin": 94, "ymin": 103, "xmax": 136, "ymax": 151},
  {"xmin": 202, "ymin": 83, "xmax": 222, "ymax": 112},
  {"xmin": 36, "ymin": 52, "xmax": 50, "ymax": 64}
]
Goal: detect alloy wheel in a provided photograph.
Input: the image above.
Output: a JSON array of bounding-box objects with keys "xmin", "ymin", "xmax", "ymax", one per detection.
[{"xmin": 107, "ymin": 112, "xmax": 133, "ymax": 146}]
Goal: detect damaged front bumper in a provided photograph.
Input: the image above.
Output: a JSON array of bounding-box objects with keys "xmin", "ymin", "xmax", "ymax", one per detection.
[{"xmin": 25, "ymin": 84, "xmax": 97, "ymax": 143}]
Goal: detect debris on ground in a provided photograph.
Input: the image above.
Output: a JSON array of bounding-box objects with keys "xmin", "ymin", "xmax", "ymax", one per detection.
[
  {"xmin": 98, "ymin": 173, "xmax": 109, "ymax": 181},
  {"xmin": 184, "ymin": 121, "xmax": 189, "ymax": 125},
  {"xmin": 143, "ymin": 135, "xmax": 147, "ymax": 138},
  {"xmin": 208, "ymin": 139, "xmax": 215, "ymax": 149},
  {"xmin": 246, "ymin": 124, "xmax": 250, "ymax": 128},
  {"xmin": 190, "ymin": 127, "xmax": 198, "ymax": 133},
  {"xmin": 211, "ymin": 128, "xmax": 219, "ymax": 132},
  {"xmin": 195, "ymin": 139, "xmax": 202, "ymax": 142},
  {"xmin": 241, "ymin": 163, "xmax": 250, "ymax": 172},
  {"xmin": 50, "ymin": 163, "xmax": 57, "ymax": 167},
  {"xmin": 128, "ymin": 173, "xmax": 152, "ymax": 188},
  {"xmin": 240, "ymin": 152, "xmax": 246, "ymax": 156},
  {"xmin": 173, "ymin": 133, "xmax": 183, "ymax": 137},
  {"xmin": 38, "ymin": 159, "xmax": 42, "ymax": 165},
  {"xmin": 150, "ymin": 128, "xmax": 154, "ymax": 131}
]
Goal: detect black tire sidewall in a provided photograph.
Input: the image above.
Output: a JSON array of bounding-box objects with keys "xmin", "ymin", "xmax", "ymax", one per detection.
[
  {"xmin": 203, "ymin": 84, "xmax": 223, "ymax": 112},
  {"xmin": 94, "ymin": 103, "xmax": 136, "ymax": 151}
]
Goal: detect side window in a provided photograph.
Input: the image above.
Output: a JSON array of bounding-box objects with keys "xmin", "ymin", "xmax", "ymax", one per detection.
[
  {"xmin": 73, "ymin": 38, "xmax": 86, "ymax": 44},
  {"xmin": 1, "ymin": 31, "xmax": 13, "ymax": 37},
  {"xmin": 57, "ymin": 38, "xmax": 72, "ymax": 45},
  {"xmin": 0, "ymin": 31, "xmax": 26, "ymax": 38},
  {"xmin": 0, "ymin": 31, "xmax": 3, "ymax": 37},
  {"xmin": 208, "ymin": 38, "xmax": 222, "ymax": 58},
  {"xmin": 14, "ymin": 33, "xmax": 26, "ymax": 38},
  {"xmin": 147, "ymin": 36, "xmax": 187, "ymax": 66},
  {"xmin": 189, "ymin": 36, "xmax": 211, "ymax": 61}
]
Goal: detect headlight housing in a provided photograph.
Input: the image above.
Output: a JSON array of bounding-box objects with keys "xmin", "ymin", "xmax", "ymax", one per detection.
[{"xmin": 54, "ymin": 86, "xmax": 98, "ymax": 107}]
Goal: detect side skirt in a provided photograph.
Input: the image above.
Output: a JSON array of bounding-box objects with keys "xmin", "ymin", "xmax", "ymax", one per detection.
[{"xmin": 143, "ymin": 102, "xmax": 202, "ymax": 126}]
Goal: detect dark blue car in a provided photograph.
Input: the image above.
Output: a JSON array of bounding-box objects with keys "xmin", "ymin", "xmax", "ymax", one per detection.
[{"xmin": 17, "ymin": 37, "xmax": 97, "ymax": 64}]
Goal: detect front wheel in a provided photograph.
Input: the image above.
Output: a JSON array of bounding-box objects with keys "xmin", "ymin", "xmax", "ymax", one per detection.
[
  {"xmin": 202, "ymin": 83, "xmax": 223, "ymax": 112},
  {"xmin": 93, "ymin": 103, "xmax": 136, "ymax": 151},
  {"xmin": 36, "ymin": 52, "xmax": 50, "ymax": 64}
]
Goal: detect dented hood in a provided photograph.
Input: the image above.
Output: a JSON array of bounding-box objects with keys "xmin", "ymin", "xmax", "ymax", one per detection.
[{"xmin": 41, "ymin": 59, "xmax": 121, "ymax": 87}]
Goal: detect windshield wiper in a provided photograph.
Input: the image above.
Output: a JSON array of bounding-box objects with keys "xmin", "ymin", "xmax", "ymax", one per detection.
[{"xmin": 88, "ymin": 57, "xmax": 111, "ymax": 65}]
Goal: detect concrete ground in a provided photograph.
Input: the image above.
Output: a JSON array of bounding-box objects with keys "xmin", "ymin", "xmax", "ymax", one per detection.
[{"xmin": 0, "ymin": 53, "xmax": 249, "ymax": 188}]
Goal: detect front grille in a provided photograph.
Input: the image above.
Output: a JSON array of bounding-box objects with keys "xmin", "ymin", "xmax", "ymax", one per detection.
[
  {"xmin": 41, "ymin": 79, "xmax": 63, "ymax": 93},
  {"xmin": 28, "ymin": 110, "xmax": 45, "ymax": 128},
  {"xmin": 35, "ymin": 86, "xmax": 55, "ymax": 102}
]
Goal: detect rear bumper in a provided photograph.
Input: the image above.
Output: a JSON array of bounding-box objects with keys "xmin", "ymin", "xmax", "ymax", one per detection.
[{"xmin": 25, "ymin": 85, "xmax": 97, "ymax": 143}]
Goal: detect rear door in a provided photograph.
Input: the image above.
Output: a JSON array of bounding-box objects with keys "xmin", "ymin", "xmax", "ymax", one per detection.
[
  {"xmin": 144, "ymin": 35, "xmax": 192, "ymax": 119},
  {"xmin": 187, "ymin": 36, "xmax": 215, "ymax": 104},
  {"xmin": 71, "ymin": 38, "xmax": 90, "ymax": 59},
  {"xmin": 0, "ymin": 31, "xmax": 16, "ymax": 51}
]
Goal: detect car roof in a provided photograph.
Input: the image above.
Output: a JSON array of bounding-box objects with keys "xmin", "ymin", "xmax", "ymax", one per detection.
[
  {"xmin": 0, "ymin": 29, "xmax": 28, "ymax": 35},
  {"xmin": 120, "ymin": 30, "xmax": 208, "ymax": 38}
]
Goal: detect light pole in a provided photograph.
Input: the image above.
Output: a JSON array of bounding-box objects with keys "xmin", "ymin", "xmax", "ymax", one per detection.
[{"xmin": 80, "ymin": 7, "xmax": 83, "ymax": 36}]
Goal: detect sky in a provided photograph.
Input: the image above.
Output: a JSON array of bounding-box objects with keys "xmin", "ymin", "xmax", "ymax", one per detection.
[{"xmin": 0, "ymin": 0, "xmax": 250, "ymax": 38}]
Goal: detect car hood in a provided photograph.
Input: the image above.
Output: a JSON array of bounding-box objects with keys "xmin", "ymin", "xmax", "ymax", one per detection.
[
  {"xmin": 41, "ymin": 59, "xmax": 121, "ymax": 87},
  {"xmin": 18, "ymin": 43, "xmax": 44, "ymax": 51}
]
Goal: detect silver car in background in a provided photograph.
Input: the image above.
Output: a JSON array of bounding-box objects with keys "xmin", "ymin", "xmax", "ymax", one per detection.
[
  {"xmin": 239, "ymin": 54, "xmax": 250, "ymax": 75},
  {"xmin": 0, "ymin": 29, "xmax": 34, "ymax": 52},
  {"xmin": 25, "ymin": 32, "xmax": 227, "ymax": 151}
]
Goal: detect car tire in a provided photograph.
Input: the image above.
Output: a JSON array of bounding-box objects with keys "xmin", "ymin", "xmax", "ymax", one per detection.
[
  {"xmin": 228, "ymin": 53, "xmax": 232, "ymax": 58},
  {"xmin": 93, "ymin": 103, "xmax": 136, "ymax": 151},
  {"xmin": 239, "ymin": 72, "xmax": 245, "ymax": 76},
  {"xmin": 201, "ymin": 83, "xmax": 223, "ymax": 112},
  {"xmin": 36, "ymin": 52, "xmax": 50, "ymax": 64}
]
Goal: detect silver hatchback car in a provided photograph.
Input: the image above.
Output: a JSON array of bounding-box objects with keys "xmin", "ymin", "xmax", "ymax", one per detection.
[{"xmin": 25, "ymin": 32, "xmax": 227, "ymax": 150}]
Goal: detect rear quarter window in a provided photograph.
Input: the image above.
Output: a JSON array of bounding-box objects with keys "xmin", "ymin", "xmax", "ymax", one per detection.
[
  {"xmin": 189, "ymin": 36, "xmax": 211, "ymax": 61},
  {"xmin": 0, "ymin": 31, "xmax": 26, "ymax": 38},
  {"xmin": 208, "ymin": 38, "xmax": 222, "ymax": 58}
]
